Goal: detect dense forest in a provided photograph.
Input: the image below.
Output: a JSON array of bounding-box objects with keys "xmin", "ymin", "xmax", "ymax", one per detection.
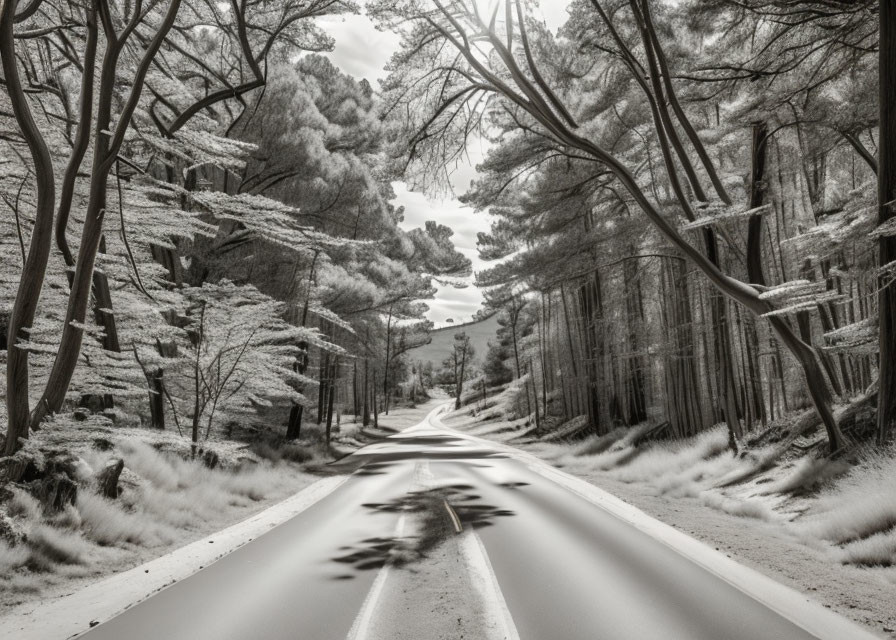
[
  {"xmin": 0, "ymin": 0, "xmax": 477, "ymax": 472},
  {"xmin": 370, "ymin": 0, "xmax": 894, "ymax": 457}
]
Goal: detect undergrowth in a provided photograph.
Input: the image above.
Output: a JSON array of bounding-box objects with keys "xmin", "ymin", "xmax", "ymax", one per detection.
[
  {"xmin": 798, "ymin": 448, "xmax": 896, "ymax": 566},
  {"xmin": 0, "ymin": 436, "xmax": 314, "ymax": 597}
]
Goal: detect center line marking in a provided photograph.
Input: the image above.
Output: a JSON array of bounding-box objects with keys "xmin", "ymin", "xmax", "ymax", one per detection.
[{"xmin": 444, "ymin": 500, "xmax": 463, "ymax": 534}]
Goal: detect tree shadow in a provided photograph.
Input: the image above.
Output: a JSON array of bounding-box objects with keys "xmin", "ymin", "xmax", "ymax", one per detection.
[
  {"xmin": 329, "ymin": 483, "xmax": 520, "ymax": 578},
  {"xmin": 328, "ymin": 433, "xmax": 510, "ymax": 476}
]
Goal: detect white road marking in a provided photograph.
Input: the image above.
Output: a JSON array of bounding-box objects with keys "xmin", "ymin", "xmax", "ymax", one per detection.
[
  {"xmin": 344, "ymin": 514, "xmax": 406, "ymax": 640},
  {"xmin": 346, "ymin": 460, "xmax": 423, "ymax": 640},
  {"xmin": 430, "ymin": 404, "xmax": 880, "ymax": 640},
  {"xmin": 443, "ymin": 500, "xmax": 463, "ymax": 533},
  {"xmin": 458, "ymin": 530, "xmax": 521, "ymax": 640}
]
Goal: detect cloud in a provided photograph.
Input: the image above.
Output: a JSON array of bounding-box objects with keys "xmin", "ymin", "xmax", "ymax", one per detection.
[
  {"xmin": 393, "ymin": 182, "xmax": 493, "ymax": 325},
  {"xmin": 317, "ymin": 14, "xmax": 400, "ymax": 82}
]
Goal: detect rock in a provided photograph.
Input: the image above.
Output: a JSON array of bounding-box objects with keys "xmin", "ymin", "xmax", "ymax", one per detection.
[
  {"xmin": 24, "ymin": 473, "xmax": 77, "ymax": 512},
  {"xmin": 200, "ymin": 449, "xmax": 219, "ymax": 470},
  {"xmin": 92, "ymin": 438, "xmax": 115, "ymax": 451},
  {"xmin": 95, "ymin": 458, "xmax": 124, "ymax": 499},
  {"xmin": 18, "ymin": 453, "xmax": 80, "ymax": 511},
  {"xmin": 0, "ymin": 451, "xmax": 40, "ymax": 484}
]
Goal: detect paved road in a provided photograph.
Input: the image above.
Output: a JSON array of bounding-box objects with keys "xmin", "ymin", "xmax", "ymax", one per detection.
[{"xmin": 81, "ymin": 407, "xmax": 875, "ymax": 640}]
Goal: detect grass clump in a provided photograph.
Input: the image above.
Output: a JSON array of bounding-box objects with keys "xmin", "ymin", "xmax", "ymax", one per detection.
[
  {"xmin": 251, "ymin": 440, "xmax": 315, "ymax": 465},
  {"xmin": 761, "ymin": 456, "xmax": 851, "ymax": 495},
  {"xmin": 0, "ymin": 541, "xmax": 29, "ymax": 572},
  {"xmin": 77, "ymin": 492, "xmax": 165, "ymax": 547},
  {"xmin": 610, "ymin": 427, "xmax": 730, "ymax": 484},
  {"xmin": 8, "ymin": 489, "xmax": 42, "ymax": 521},
  {"xmin": 836, "ymin": 529, "xmax": 896, "ymax": 567},
  {"xmin": 572, "ymin": 428, "xmax": 627, "ymax": 457},
  {"xmin": 700, "ymin": 492, "xmax": 774, "ymax": 521},
  {"xmin": 27, "ymin": 525, "xmax": 90, "ymax": 569},
  {"xmin": 799, "ymin": 449, "xmax": 896, "ymax": 558}
]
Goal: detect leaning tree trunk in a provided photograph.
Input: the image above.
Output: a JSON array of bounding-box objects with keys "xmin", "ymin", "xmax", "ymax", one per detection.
[
  {"xmin": 29, "ymin": 0, "xmax": 184, "ymax": 432},
  {"xmin": 83, "ymin": 237, "xmax": 121, "ymax": 412},
  {"xmin": 878, "ymin": 0, "xmax": 896, "ymax": 446},
  {"xmin": 428, "ymin": 0, "xmax": 844, "ymax": 451}
]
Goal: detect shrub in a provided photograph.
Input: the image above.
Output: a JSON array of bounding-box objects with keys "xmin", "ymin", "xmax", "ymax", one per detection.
[
  {"xmin": 77, "ymin": 492, "xmax": 162, "ymax": 547},
  {"xmin": 0, "ymin": 541, "xmax": 29, "ymax": 572},
  {"xmin": 27, "ymin": 525, "xmax": 90, "ymax": 569}
]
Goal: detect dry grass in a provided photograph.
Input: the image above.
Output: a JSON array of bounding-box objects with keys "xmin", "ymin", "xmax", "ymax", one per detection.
[
  {"xmin": 7, "ymin": 489, "xmax": 42, "ymax": 521},
  {"xmin": 798, "ymin": 449, "xmax": 896, "ymax": 565},
  {"xmin": 700, "ymin": 492, "xmax": 774, "ymax": 521},
  {"xmin": 0, "ymin": 434, "xmax": 315, "ymax": 608},
  {"xmin": 609, "ymin": 428, "xmax": 731, "ymax": 484},
  {"xmin": 252, "ymin": 440, "xmax": 315, "ymax": 465},
  {"xmin": 116, "ymin": 439, "xmax": 302, "ymax": 528},
  {"xmin": 653, "ymin": 455, "xmax": 747, "ymax": 498},
  {"xmin": 760, "ymin": 456, "xmax": 852, "ymax": 495},
  {"xmin": 836, "ymin": 529, "xmax": 896, "ymax": 567},
  {"xmin": 26, "ymin": 526, "xmax": 91, "ymax": 570},
  {"xmin": 572, "ymin": 428, "xmax": 628, "ymax": 457},
  {"xmin": 77, "ymin": 492, "xmax": 168, "ymax": 547},
  {"xmin": 0, "ymin": 542, "xmax": 29, "ymax": 573}
]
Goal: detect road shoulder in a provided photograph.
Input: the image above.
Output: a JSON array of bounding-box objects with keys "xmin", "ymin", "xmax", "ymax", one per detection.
[
  {"xmin": 0, "ymin": 474, "xmax": 348, "ymax": 640},
  {"xmin": 433, "ymin": 408, "xmax": 888, "ymax": 640}
]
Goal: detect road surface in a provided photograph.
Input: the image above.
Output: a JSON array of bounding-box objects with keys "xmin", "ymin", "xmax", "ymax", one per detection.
[{"xmin": 80, "ymin": 406, "xmax": 876, "ymax": 640}]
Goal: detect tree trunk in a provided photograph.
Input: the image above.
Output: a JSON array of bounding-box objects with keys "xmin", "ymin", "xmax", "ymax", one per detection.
[
  {"xmin": 317, "ymin": 351, "xmax": 329, "ymax": 424},
  {"xmin": 372, "ymin": 369, "xmax": 379, "ymax": 428},
  {"xmin": 622, "ymin": 257, "xmax": 648, "ymax": 424},
  {"xmin": 84, "ymin": 237, "xmax": 121, "ymax": 411},
  {"xmin": 363, "ymin": 359, "xmax": 371, "ymax": 426},
  {"xmin": 353, "ymin": 362, "xmax": 359, "ymax": 419},
  {"xmin": 1, "ymin": 3, "xmax": 58, "ymax": 454},
  {"xmin": 455, "ymin": 345, "xmax": 467, "ymax": 410},
  {"xmin": 383, "ymin": 309, "xmax": 393, "ymax": 415},
  {"xmin": 29, "ymin": 0, "xmax": 184, "ymax": 432},
  {"xmin": 661, "ymin": 256, "xmax": 707, "ymax": 438},
  {"xmin": 559, "ymin": 283, "xmax": 583, "ymax": 417},
  {"xmin": 325, "ymin": 357, "xmax": 338, "ymax": 444},
  {"xmin": 529, "ymin": 359, "xmax": 541, "ymax": 432},
  {"xmin": 96, "ymin": 458, "xmax": 124, "ymax": 499}
]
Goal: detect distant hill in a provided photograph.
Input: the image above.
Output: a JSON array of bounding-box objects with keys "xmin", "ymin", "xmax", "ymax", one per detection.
[{"xmin": 407, "ymin": 314, "xmax": 500, "ymax": 369}]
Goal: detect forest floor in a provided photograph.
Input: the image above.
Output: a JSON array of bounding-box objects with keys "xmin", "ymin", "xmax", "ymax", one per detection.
[{"xmin": 441, "ymin": 394, "xmax": 896, "ymax": 639}]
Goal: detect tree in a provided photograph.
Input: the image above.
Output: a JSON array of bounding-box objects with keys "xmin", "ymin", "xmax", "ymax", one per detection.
[
  {"xmin": 3, "ymin": 0, "xmax": 185, "ymax": 453},
  {"xmin": 373, "ymin": 0, "xmax": 848, "ymax": 453},
  {"xmin": 441, "ymin": 331, "xmax": 475, "ymax": 410},
  {"xmin": 878, "ymin": 0, "xmax": 896, "ymax": 445}
]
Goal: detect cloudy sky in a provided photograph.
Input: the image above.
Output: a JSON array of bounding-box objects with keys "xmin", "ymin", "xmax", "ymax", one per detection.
[{"xmin": 318, "ymin": 3, "xmax": 571, "ymax": 326}]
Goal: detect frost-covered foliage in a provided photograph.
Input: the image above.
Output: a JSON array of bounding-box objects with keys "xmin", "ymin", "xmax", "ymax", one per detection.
[
  {"xmin": 161, "ymin": 281, "xmax": 330, "ymax": 438},
  {"xmin": 1, "ymin": 1, "xmax": 476, "ymax": 457},
  {"xmin": 800, "ymin": 449, "xmax": 896, "ymax": 564}
]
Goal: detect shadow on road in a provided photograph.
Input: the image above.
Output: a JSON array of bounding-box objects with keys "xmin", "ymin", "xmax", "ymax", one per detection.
[
  {"xmin": 327, "ymin": 433, "xmax": 510, "ymax": 476},
  {"xmin": 329, "ymin": 482, "xmax": 521, "ymax": 579}
]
